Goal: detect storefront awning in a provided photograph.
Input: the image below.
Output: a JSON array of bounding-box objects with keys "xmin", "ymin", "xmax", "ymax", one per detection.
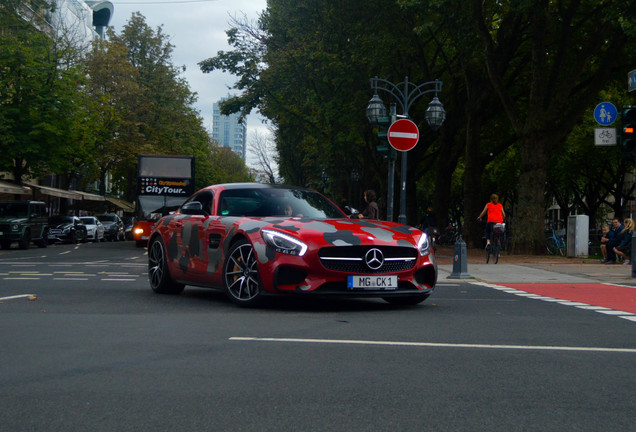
[
  {"xmin": 26, "ymin": 183, "xmax": 82, "ymax": 200},
  {"xmin": 105, "ymin": 197, "xmax": 135, "ymax": 212},
  {"xmin": 0, "ymin": 181, "xmax": 32, "ymax": 196},
  {"xmin": 74, "ymin": 190, "xmax": 105, "ymax": 201}
]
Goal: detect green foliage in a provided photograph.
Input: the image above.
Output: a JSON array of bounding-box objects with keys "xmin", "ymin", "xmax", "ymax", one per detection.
[{"xmin": 0, "ymin": 2, "xmax": 85, "ymax": 183}]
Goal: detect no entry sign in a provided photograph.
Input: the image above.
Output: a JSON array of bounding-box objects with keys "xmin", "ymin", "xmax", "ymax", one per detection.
[{"xmin": 388, "ymin": 119, "xmax": 419, "ymax": 151}]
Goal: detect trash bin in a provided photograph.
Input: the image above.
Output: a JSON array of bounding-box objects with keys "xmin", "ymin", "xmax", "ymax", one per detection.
[{"xmin": 567, "ymin": 215, "xmax": 589, "ymax": 258}]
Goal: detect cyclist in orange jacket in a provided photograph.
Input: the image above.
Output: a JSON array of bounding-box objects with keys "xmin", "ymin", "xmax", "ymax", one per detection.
[{"xmin": 477, "ymin": 194, "xmax": 505, "ymax": 249}]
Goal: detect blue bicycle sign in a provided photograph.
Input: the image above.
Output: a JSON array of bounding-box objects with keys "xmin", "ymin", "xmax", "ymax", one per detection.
[{"xmin": 594, "ymin": 102, "xmax": 617, "ymax": 126}]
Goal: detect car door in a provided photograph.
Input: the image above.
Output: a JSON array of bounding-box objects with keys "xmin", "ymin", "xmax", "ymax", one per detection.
[{"xmin": 171, "ymin": 191, "xmax": 215, "ymax": 282}]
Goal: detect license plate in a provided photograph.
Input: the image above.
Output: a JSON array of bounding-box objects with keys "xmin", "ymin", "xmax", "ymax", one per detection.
[{"xmin": 347, "ymin": 275, "xmax": 398, "ymax": 290}]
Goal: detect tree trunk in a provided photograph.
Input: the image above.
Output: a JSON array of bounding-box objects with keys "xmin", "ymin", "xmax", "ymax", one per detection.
[
  {"xmin": 463, "ymin": 112, "xmax": 484, "ymax": 248},
  {"xmin": 432, "ymin": 136, "xmax": 455, "ymax": 232},
  {"xmin": 512, "ymin": 138, "xmax": 548, "ymax": 254}
]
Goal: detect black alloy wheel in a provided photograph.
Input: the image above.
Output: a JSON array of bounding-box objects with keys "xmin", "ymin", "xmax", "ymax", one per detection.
[
  {"xmin": 19, "ymin": 230, "xmax": 30, "ymax": 250},
  {"xmin": 223, "ymin": 239, "xmax": 263, "ymax": 306},
  {"xmin": 36, "ymin": 229, "xmax": 48, "ymax": 248},
  {"xmin": 148, "ymin": 236, "xmax": 184, "ymax": 294}
]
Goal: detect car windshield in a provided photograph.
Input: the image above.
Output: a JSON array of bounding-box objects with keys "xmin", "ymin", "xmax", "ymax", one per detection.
[
  {"xmin": 217, "ymin": 187, "xmax": 345, "ymax": 218},
  {"xmin": 0, "ymin": 202, "xmax": 28, "ymax": 217},
  {"xmin": 97, "ymin": 215, "xmax": 117, "ymax": 222},
  {"xmin": 80, "ymin": 217, "xmax": 96, "ymax": 225},
  {"xmin": 49, "ymin": 216, "xmax": 74, "ymax": 224}
]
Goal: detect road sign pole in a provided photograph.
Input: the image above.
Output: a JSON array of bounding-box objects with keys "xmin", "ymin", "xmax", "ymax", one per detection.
[
  {"xmin": 398, "ymin": 152, "xmax": 408, "ymax": 224},
  {"xmin": 387, "ymin": 104, "xmax": 396, "ymax": 222}
]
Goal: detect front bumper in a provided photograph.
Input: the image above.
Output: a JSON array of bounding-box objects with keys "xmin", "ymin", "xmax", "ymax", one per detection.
[{"xmin": 260, "ymin": 245, "xmax": 437, "ymax": 297}]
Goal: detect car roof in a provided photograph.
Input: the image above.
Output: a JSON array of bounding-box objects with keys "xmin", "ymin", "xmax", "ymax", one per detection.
[{"xmin": 205, "ymin": 183, "xmax": 314, "ymax": 192}]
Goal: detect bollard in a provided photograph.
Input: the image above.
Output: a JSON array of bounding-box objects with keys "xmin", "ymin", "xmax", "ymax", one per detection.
[
  {"xmin": 631, "ymin": 231, "xmax": 636, "ymax": 278},
  {"xmin": 447, "ymin": 236, "xmax": 471, "ymax": 279}
]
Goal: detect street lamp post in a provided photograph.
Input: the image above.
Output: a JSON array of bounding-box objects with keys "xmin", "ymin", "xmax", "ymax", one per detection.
[{"xmin": 366, "ymin": 76, "xmax": 445, "ymax": 225}]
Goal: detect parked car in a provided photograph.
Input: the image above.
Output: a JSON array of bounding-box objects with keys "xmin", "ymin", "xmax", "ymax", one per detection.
[
  {"xmin": 147, "ymin": 183, "xmax": 437, "ymax": 307},
  {"xmin": 0, "ymin": 200, "xmax": 49, "ymax": 249},
  {"xmin": 122, "ymin": 216, "xmax": 134, "ymax": 240},
  {"xmin": 96, "ymin": 214, "xmax": 125, "ymax": 241},
  {"xmin": 48, "ymin": 215, "xmax": 88, "ymax": 244},
  {"xmin": 79, "ymin": 216, "xmax": 105, "ymax": 242}
]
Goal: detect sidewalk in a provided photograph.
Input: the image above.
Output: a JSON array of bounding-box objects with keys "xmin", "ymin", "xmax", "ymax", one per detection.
[{"xmin": 434, "ymin": 245, "xmax": 636, "ymax": 286}]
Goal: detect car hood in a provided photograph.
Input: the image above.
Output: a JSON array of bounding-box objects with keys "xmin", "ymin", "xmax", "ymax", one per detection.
[
  {"xmin": 50, "ymin": 223, "xmax": 73, "ymax": 229},
  {"xmin": 0, "ymin": 216, "xmax": 27, "ymax": 224},
  {"xmin": 258, "ymin": 218, "xmax": 422, "ymax": 248}
]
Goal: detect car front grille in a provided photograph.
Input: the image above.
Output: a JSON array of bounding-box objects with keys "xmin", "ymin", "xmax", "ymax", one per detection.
[{"xmin": 318, "ymin": 246, "xmax": 417, "ymax": 274}]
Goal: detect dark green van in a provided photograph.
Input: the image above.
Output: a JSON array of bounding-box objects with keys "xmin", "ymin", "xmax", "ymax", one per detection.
[{"xmin": 0, "ymin": 201, "xmax": 48, "ymax": 249}]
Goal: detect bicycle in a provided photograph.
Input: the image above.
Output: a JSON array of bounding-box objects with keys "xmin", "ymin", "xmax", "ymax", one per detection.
[
  {"xmin": 486, "ymin": 223, "xmax": 505, "ymax": 264},
  {"xmin": 546, "ymin": 229, "xmax": 566, "ymax": 256}
]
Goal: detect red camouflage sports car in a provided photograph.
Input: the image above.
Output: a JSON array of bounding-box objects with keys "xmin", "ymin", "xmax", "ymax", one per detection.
[{"xmin": 148, "ymin": 183, "xmax": 437, "ymax": 306}]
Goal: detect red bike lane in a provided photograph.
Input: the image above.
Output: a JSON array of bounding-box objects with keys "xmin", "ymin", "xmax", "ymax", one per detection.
[{"xmin": 501, "ymin": 283, "xmax": 636, "ymax": 314}]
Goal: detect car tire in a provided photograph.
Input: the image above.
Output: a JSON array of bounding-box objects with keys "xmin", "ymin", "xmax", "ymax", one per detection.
[
  {"xmin": 19, "ymin": 230, "xmax": 30, "ymax": 250},
  {"xmin": 223, "ymin": 239, "xmax": 263, "ymax": 307},
  {"xmin": 36, "ymin": 229, "xmax": 48, "ymax": 248},
  {"xmin": 148, "ymin": 236, "xmax": 184, "ymax": 294},
  {"xmin": 382, "ymin": 294, "xmax": 429, "ymax": 306}
]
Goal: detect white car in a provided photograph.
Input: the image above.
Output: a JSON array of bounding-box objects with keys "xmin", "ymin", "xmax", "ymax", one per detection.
[{"xmin": 80, "ymin": 216, "xmax": 105, "ymax": 242}]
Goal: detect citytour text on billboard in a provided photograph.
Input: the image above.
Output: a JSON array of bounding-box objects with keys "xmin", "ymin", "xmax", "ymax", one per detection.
[{"xmin": 138, "ymin": 177, "xmax": 194, "ymax": 196}]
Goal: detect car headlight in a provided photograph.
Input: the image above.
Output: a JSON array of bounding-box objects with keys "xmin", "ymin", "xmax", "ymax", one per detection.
[
  {"xmin": 417, "ymin": 233, "xmax": 431, "ymax": 256},
  {"xmin": 261, "ymin": 229, "xmax": 308, "ymax": 257},
  {"xmin": 11, "ymin": 224, "xmax": 19, "ymax": 231}
]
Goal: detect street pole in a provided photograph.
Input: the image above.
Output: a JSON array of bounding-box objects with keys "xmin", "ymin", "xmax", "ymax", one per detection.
[
  {"xmin": 387, "ymin": 104, "xmax": 397, "ymax": 222},
  {"xmin": 369, "ymin": 76, "xmax": 444, "ymax": 225}
]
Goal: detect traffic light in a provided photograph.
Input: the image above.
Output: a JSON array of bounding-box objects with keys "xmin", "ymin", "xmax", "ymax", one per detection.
[
  {"xmin": 621, "ymin": 106, "xmax": 636, "ymax": 156},
  {"xmin": 374, "ymin": 116, "xmax": 391, "ymax": 158},
  {"xmin": 375, "ymin": 116, "xmax": 391, "ymax": 141}
]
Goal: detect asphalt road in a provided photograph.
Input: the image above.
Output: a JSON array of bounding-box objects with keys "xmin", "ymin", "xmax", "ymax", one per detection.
[{"xmin": 0, "ymin": 241, "xmax": 634, "ymax": 431}]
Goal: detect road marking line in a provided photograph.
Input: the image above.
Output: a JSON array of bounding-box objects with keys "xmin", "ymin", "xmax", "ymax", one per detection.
[
  {"xmin": 229, "ymin": 337, "xmax": 636, "ymax": 353},
  {"xmin": 0, "ymin": 294, "xmax": 35, "ymax": 301},
  {"xmin": 576, "ymin": 305, "xmax": 611, "ymax": 310},
  {"xmin": 101, "ymin": 278, "xmax": 136, "ymax": 281},
  {"xmin": 3, "ymin": 277, "xmax": 40, "ymax": 280},
  {"xmin": 53, "ymin": 278, "xmax": 89, "ymax": 281},
  {"xmin": 597, "ymin": 310, "xmax": 634, "ymax": 316}
]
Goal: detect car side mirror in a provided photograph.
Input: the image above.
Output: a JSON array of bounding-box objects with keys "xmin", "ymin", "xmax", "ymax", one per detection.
[
  {"xmin": 344, "ymin": 206, "xmax": 360, "ymax": 219},
  {"xmin": 181, "ymin": 201, "xmax": 209, "ymax": 216}
]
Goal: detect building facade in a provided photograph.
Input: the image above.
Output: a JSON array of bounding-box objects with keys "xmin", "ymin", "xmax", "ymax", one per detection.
[{"xmin": 212, "ymin": 97, "xmax": 247, "ymax": 160}]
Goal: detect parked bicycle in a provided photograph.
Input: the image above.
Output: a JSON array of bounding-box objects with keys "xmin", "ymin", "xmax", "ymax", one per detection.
[
  {"xmin": 438, "ymin": 223, "xmax": 461, "ymax": 245},
  {"xmin": 486, "ymin": 223, "xmax": 505, "ymax": 264},
  {"xmin": 546, "ymin": 229, "xmax": 566, "ymax": 256}
]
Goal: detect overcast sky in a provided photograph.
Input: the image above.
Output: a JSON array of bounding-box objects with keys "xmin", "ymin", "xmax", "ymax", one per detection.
[{"xmin": 108, "ymin": 0, "xmax": 269, "ymax": 139}]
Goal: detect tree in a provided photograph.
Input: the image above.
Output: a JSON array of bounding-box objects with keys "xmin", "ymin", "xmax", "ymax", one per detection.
[
  {"xmin": 96, "ymin": 14, "xmax": 221, "ymax": 198},
  {"xmin": 200, "ymin": 0, "xmax": 446, "ymax": 214},
  {"xmin": 0, "ymin": 0, "xmax": 85, "ymax": 184},
  {"xmin": 75, "ymin": 38, "xmax": 145, "ymax": 196},
  {"xmin": 472, "ymin": 0, "xmax": 636, "ymax": 253},
  {"xmin": 208, "ymin": 144, "xmax": 253, "ymax": 184},
  {"xmin": 248, "ymin": 129, "xmax": 278, "ymax": 183}
]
